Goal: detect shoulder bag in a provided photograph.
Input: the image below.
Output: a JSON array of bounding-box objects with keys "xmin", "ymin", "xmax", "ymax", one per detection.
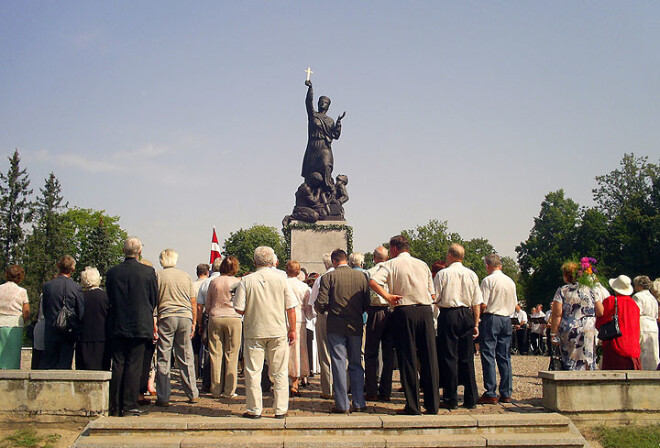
[{"xmin": 597, "ymin": 296, "xmax": 622, "ymax": 341}]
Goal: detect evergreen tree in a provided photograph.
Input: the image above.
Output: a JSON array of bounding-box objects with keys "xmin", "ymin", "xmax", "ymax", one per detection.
[
  {"xmin": 0, "ymin": 149, "xmax": 33, "ymax": 267},
  {"xmin": 23, "ymin": 173, "xmax": 68, "ymax": 309}
]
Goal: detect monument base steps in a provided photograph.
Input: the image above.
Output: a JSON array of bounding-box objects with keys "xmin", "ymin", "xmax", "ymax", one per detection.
[{"xmin": 73, "ymin": 413, "xmax": 590, "ymax": 448}]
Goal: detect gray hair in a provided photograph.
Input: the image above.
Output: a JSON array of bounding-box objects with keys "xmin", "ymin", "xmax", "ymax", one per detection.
[
  {"xmin": 633, "ymin": 275, "xmax": 653, "ymax": 290},
  {"xmin": 123, "ymin": 236, "xmax": 142, "ymax": 258},
  {"xmin": 348, "ymin": 253, "xmax": 364, "ymax": 269},
  {"xmin": 80, "ymin": 266, "xmax": 101, "ymax": 290},
  {"xmin": 253, "ymin": 246, "xmax": 275, "ymax": 268},
  {"xmin": 322, "ymin": 253, "xmax": 332, "ymax": 270},
  {"xmin": 484, "ymin": 253, "xmax": 502, "ymax": 268},
  {"xmin": 159, "ymin": 249, "xmax": 179, "ymax": 268},
  {"xmin": 211, "ymin": 257, "xmax": 223, "ymax": 272}
]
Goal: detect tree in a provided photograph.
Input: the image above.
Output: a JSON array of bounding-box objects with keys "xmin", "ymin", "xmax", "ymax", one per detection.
[
  {"xmin": 22, "ymin": 173, "xmax": 68, "ymax": 312},
  {"xmin": 462, "ymin": 237, "xmax": 495, "ymax": 281},
  {"xmin": 222, "ymin": 224, "xmax": 286, "ymax": 275},
  {"xmin": 592, "ymin": 153, "xmax": 660, "ymax": 278},
  {"xmin": 401, "ymin": 219, "xmax": 461, "ymax": 266},
  {"xmin": 516, "ymin": 190, "xmax": 580, "ymax": 309},
  {"xmin": 60, "ymin": 208, "xmax": 127, "ymax": 283},
  {"xmin": 0, "ymin": 149, "xmax": 33, "ymax": 267}
]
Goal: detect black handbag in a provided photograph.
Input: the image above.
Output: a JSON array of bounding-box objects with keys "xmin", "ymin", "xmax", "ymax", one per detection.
[
  {"xmin": 597, "ymin": 295, "xmax": 622, "ymax": 341},
  {"xmin": 54, "ymin": 282, "xmax": 77, "ymax": 340},
  {"xmin": 548, "ymin": 344, "xmax": 563, "ymax": 370}
]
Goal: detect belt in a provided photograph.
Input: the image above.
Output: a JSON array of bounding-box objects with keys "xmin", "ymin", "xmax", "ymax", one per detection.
[{"xmin": 369, "ymin": 305, "xmax": 390, "ymax": 308}]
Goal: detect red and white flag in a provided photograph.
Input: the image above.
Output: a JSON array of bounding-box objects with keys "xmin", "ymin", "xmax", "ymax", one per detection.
[{"xmin": 210, "ymin": 227, "xmax": 222, "ymax": 264}]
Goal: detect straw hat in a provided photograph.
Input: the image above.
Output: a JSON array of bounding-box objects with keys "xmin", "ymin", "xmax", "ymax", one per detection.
[{"xmin": 609, "ymin": 275, "xmax": 633, "ymax": 296}]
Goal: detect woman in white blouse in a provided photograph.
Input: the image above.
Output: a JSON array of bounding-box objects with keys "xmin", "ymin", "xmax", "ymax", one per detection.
[
  {"xmin": 632, "ymin": 276, "xmax": 659, "ymax": 370},
  {"xmin": 0, "ymin": 265, "xmax": 30, "ymax": 369}
]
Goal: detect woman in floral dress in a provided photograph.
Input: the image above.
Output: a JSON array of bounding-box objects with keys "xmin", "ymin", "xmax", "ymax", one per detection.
[{"xmin": 550, "ymin": 260, "xmax": 605, "ymax": 370}]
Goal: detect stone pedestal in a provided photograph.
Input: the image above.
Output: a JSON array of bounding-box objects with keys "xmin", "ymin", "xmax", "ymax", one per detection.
[{"xmin": 286, "ymin": 221, "xmax": 352, "ymax": 275}]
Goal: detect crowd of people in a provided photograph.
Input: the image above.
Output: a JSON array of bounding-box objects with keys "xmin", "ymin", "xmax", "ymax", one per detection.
[{"xmin": 0, "ymin": 235, "xmax": 659, "ymax": 418}]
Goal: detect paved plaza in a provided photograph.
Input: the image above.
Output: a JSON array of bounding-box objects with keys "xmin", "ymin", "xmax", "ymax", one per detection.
[{"xmin": 135, "ymin": 355, "xmax": 547, "ymax": 418}]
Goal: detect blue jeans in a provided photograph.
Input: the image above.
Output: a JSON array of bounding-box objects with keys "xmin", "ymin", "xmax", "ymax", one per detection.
[
  {"xmin": 479, "ymin": 314, "xmax": 512, "ymax": 398},
  {"xmin": 327, "ymin": 332, "xmax": 365, "ymax": 411}
]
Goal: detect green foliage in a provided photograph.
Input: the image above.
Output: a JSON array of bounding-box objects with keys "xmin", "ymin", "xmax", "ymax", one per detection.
[
  {"xmin": 401, "ymin": 219, "xmax": 460, "ymax": 267},
  {"xmin": 223, "ymin": 224, "xmax": 286, "ymax": 275},
  {"xmin": 516, "ymin": 190, "xmax": 580, "ymax": 309},
  {"xmin": 0, "ymin": 149, "xmax": 33, "ymax": 267},
  {"xmin": 60, "ymin": 208, "xmax": 127, "ymax": 283},
  {"xmin": 22, "ymin": 173, "xmax": 68, "ymax": 313},
  {"xmin": 596, "ymin": 424, "xmax": 660, "ymax": 448},
  {"xmin": 0, "ymin": 428, "xmax": 61, "ymax": 448},
  {"xmin": 592, "ymin": 153, "xmax": 660, "ymax": 278}
]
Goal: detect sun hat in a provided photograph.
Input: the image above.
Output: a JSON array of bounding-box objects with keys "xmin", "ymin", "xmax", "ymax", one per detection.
[{"xmin": 608, "ymin": 275, "xmax": 633, "ymax": 296}]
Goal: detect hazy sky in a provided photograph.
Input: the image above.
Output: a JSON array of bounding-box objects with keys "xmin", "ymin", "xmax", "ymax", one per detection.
[{"xmin": 2, "ymin": 2, "xmax": 659, "ymax": 275}]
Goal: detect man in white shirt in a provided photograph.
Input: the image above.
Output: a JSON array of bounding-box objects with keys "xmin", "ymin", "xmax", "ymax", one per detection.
[
  {"xmin": 434, "ymin": 243, "xmax": 483, "ymax": 409},
  {"xmin": 234, "ymin": 246, "xmax": 297, "ymax": 419},
  {"xmin": 477, "ymin": 254, "xmax": 517, "ymax": 404},
  {"xmin": 529, "ymin": 306, "xmax": 546, "ymax": 355},
  {"xmin": 370, "ymin": 235, "xmax": 440, "ymax": 415},
  {"xmin": 511, "ymin": 304, "xmax": 528, "ymax": 355},
  {"xmin": 364, "ymin": 246, "xmax": 395, "ymax": 402},
  {"xmin": 308, "ymin": 253, "xmax": 334, "ymax": 399}
]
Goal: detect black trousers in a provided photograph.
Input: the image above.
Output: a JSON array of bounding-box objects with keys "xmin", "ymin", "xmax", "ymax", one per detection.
[
  {"xmin": 110, "ymin": 337, "xmax": 147, "ymax": 414},
  {"xmin": 75, "ymin": 341, "xmax": 110, "ymax": 370},
  {"xmin": 515, "ymin": 328, "xmax": 528, "ymax": 355},
  {"xmin": 392, "ymin": 305, "xmax": 440, "ymax": 414},
  {"xmin": 437, "ymin": 307, "xmax": 478, "ymax": 407},
  {"xmin": 40, "ymin": 326, "xmax": 74, "ymax": 369},
  {"xmin": 365, "ymin": 306, "xmax": 395, "ymax": 398}
]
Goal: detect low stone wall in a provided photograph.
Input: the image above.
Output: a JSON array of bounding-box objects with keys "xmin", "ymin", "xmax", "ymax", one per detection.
[
  {"xmin": 540, "ymin": 370, "xmax": 660, "ymax": 414},
  {"xmin": 0, "ymin": 370, "xmax": 111, "ymax": 420}
]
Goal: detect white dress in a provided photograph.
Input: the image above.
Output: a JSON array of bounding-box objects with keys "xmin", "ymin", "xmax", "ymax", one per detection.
[
  {"xmin": 286, "ymin": 277, "xmax": 310, "ymax": 378},
  {"xmin": 632, "ymin": 290, "xmax": 659, "ymax": 370}
]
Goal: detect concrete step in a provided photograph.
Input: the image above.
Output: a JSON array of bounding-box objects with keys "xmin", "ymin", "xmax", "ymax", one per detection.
[
  {"xmin": 84, "ymin": 413, "xmax": 572, "ymax": 436},
  {"xmin": 73, "ymin": 432, "xmax": 587, "ymax": 448},
  {"xmin": 74, "ymin": 413, "xmax": 590, "ymax": 448}
]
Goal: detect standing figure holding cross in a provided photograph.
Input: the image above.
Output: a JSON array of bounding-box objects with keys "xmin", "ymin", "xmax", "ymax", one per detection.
[{"xmin": 301, "ymin": 78, "xmax": 346, "ymax": 190}]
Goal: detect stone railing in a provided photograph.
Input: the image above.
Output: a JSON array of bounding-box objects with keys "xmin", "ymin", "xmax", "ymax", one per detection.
[
  {"xmin": 539, "ymin": 370, "xmax": 660, "ymax": 420},
  {"xmin": 0, "ymin": 370, "xmax": 111, "ymax": 421}
]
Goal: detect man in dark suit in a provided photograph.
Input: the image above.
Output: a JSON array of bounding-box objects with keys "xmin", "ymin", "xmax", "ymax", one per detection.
[
  {"xmin": 106, "ymin": 237, "xmax": 158, "ymax": 417},
  {"xmin": 40, "ymin": 255, "xmax": 84, "ymax": 369},
  {"xmin": 314, "ymin": 249, "xmax": 370, "ymax": 414}
]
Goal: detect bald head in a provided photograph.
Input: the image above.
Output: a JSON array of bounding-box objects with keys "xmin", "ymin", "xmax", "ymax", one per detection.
[
  {"xmin": 447, "ymin": 243, "xmax": 465, "ymax": 262},
  {"xmin": 373, "ymin": 246, "xmax": 388, "ymax": 263}
]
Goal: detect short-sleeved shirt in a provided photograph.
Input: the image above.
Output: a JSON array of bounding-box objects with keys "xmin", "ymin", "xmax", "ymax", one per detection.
[
  {"xmin": 197, "ymin": 272, "xmax": 220, "ymax": 306},
  {"xmin": 234, "ymin": 267, "xmax": 297, "ymax": 339},
  {"xmin": 206, "ymin": 275, "xmax": 241, "ymax": 319},
  {"xmin": 370, "ymin": 252, "xmax": 434, "ymax": 306},
  {"xmin": 480, "ymin": 270, "xmax": 517, "ymax": 316},
  {"xmin": 434, "ymin": 262, "xmax": 483, "ymax": 308},
  {"xmin": 366, "ymin": 263, "xmax": 389, "ymax": 306},
  {"xmin": 157, "ymin": 267, "xmax": 195, "ymax": 320}
]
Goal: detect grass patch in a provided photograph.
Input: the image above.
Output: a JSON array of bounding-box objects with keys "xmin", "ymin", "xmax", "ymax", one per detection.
[
  {"xmin": 0, "ymin": 428, "xmax": 61, "ymax": 448},
  {"xmin": 596, "ymin": 424, "xmax": 660, "ymax": 448}
]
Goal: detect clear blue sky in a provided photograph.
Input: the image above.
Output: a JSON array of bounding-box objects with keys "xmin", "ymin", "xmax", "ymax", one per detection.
[{"xmin": 2, "ymin": 1, "xmax": 659, "ymax": 274}]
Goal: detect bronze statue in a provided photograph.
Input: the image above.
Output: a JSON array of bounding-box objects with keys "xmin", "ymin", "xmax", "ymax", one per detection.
[
  {"xmin": 300, "ymin": 79, "xmax": 345, "ymax": 190},
  {"xmin": 284, "ymin": 75, "xmax": 349, "ymax": 226}
]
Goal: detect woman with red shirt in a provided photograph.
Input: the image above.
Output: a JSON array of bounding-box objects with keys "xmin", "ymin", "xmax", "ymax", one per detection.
[{"xmin": 596, "ymin": 275, "xmax": 641, "ymax": 370}]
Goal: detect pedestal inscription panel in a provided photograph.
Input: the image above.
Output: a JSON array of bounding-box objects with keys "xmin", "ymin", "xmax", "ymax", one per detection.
[{"xmin": 287, "ymin": 221, "xmax": 352, "ymax": 275}]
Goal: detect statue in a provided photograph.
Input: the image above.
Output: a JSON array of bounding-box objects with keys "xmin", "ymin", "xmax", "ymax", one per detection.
[
  {"xmin": 301, "ymin": 79, "xmax": 345, "ymax": 190},
  {"xmin": 284, "ymin": 70, "xmax": 349, "ymax": 226}
]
